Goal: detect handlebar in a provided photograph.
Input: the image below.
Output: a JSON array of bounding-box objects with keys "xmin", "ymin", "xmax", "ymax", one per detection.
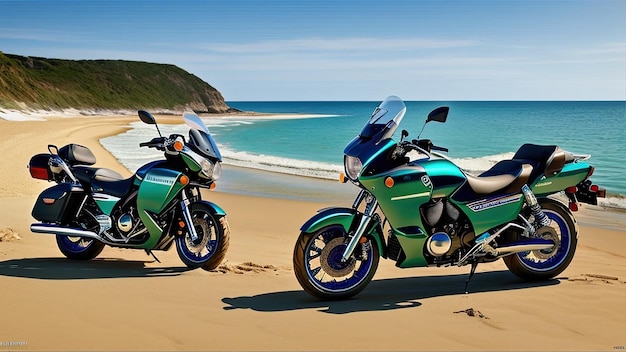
[
  {"xmin": 139, "ymin": 137, "xmax": 167, "ymax": 149},
  {"xmin": 392, "ymin": 139, "xmax": 448, "ymax": 160},
  {"xmin": 140, "ymin": 134, "xmax": 186, "ymax": 153},
  {"xmin": 431, "ymin": 145, "xmax": 449, "ymax": 153}
]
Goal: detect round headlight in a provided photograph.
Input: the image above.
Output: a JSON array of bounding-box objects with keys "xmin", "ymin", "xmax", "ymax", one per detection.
[
  {"xmin": 200, "ymin": 159, "xmax": 214, "ymax": 178},
  {"xmin": 344, "ymin": 155, "xmax": 362, "ymax": 180}
]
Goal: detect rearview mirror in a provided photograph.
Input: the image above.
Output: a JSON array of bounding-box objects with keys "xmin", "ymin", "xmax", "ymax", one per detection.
[
  {"xmin": 138, "ymin": 110, "xmax": 156, "ymax": 125},
  {"xmin": 427, "ymin": 106, "xmax": 449, "ymax": 123}
]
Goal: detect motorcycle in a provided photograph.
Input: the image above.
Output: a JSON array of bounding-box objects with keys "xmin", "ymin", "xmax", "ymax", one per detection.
[
  {"xmin": 293, "ymin": 96, "xmax": 605, "ymax": 300},
  {"xmin": 28, "ymin": 110, "xmax": 230, "ymax": 270}
]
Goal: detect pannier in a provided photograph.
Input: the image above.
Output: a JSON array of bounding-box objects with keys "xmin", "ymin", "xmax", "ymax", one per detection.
[{"xmin": 31, "ymin": 183, "xmax": 85, "ymax": 223}]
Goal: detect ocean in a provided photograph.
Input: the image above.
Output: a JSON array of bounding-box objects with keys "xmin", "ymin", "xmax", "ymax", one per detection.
[{"xmin": 100, "ymin": 100, "xmax": 626, "ymax": 207}]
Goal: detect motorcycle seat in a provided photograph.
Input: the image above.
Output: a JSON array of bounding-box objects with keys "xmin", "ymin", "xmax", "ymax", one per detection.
[
  {"xmin": 73, "ymin": 166, "xmax": 134, "ymax": 197},
  {"xmin": 512, "ymin": 144, "xmax": 566, "ymax": 180},
  {"xmin": 466, "ymin": 160, "xmax": 533, "ymax": 194}
]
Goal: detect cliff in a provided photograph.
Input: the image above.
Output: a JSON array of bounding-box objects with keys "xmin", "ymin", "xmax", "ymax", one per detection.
[{"xmin": 0, "ymin": 52, "xmax": 237, "ymax": 114}]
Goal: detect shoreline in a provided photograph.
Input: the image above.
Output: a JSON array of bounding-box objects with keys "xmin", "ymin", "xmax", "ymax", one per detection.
[{"xmin": 1, "ymin": 114, "xmax": 626, "ymax": 351}]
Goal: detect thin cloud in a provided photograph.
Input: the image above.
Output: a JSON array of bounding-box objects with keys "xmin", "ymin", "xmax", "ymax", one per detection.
[{"xmin": 202, "ymin": 38, "xmax": 480, "ymax": 54}]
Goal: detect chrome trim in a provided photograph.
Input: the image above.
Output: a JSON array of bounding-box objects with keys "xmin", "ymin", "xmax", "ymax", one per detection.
[
  {"xmin": 30, "ymin": 223, "xmax": 99, "ymax": 240},
  {"xmin": 341, "ymin": 198, "xmax": 378, "ymax": 262},
  {"xmin": 180, "ymin": 191, "xmax": 199, "ymax": 242}
]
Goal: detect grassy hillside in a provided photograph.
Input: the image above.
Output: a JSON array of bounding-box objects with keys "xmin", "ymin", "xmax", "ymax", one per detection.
[{"xmin": 0, "ymin": 51, "xmax": 236, "ymax": 113}]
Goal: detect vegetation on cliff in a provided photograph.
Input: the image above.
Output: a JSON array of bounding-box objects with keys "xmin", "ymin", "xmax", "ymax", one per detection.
[{"xmin": 0, "ymin": 51, "xmax": 236, "ymax": 113}]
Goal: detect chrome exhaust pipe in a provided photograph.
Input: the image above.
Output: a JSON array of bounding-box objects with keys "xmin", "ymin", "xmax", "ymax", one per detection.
[
  {"xmin": 496, "ymin": 238, "xmax": 555, "ymax": 256},
  {"xmin": 30, "ymin": 223, "xmax": 100, "ymax": 240}
]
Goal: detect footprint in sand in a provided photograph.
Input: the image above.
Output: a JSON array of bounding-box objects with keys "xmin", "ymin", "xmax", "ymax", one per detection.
[
  {"xmin": 211, "ymin": 262, "xmax": 281, "ymax": 274},
  {"xmin": 568, "ymin": 273, "xmax": 624, "ymax": 284}
]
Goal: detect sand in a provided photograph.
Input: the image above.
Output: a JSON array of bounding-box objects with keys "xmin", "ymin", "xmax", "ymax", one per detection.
[{"xmin": 0, "ymin": 114, "xmax": 625, "ymax": 351}]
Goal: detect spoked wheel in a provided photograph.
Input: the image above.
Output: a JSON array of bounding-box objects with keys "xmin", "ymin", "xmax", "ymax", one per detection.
[
  {"xmin": 56, "ymin": 235, "xmax": 105, "ymax": 260},
  {"xmin": 504, "ymin": 200, "xmax": 578, "ymax": 280},
  {"xmin": 176, "ymin": 203, "xmax": 230, "ymax": 271},
  {"xmin": 293, "ymin": 225, "xmax": 379, "ymax": 300}
]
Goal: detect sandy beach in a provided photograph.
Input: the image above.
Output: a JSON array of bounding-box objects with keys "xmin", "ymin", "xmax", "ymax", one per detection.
[{"xmin": 1, "ymin": 114, "xmax": 625, "ymax": 351}]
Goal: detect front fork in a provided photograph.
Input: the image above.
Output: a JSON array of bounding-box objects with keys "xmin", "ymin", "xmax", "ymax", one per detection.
[
  {"xmin": 180, "ymin": 191, "xmax": 199, "ymax": 242},
  {"xmin": 341, "ymin": 190, "xmax": 378, "ymax": 262}
]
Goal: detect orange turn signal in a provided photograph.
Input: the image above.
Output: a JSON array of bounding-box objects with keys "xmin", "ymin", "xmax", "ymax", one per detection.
[
  {"xmin": 179, "ymin": 175, "xmax": 189, "ymax": 185},
  {"xmin": 173, "ymin": 140, "xmax": 184, "ymax": 151},
  {"xmin": 385, "ymin": 176, "xmax": 394, "ymax": 188},
  {"xmin": 209, "ymin": 182, "xmax": 217, "ymax": 190},
  {"xmin": 339, "ymin": 173, "xmax": 347, "ymax": 183}
]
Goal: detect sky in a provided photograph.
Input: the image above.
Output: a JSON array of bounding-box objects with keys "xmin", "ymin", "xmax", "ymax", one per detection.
[{"xmin": 0, "ymin": 0, "xmax": 625, "ymax": 101}]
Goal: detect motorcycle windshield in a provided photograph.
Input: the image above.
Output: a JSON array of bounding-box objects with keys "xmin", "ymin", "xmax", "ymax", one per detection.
[
  {"xmin": 184, "ymin": 112, "xmax": 222, "ymax": 160},
  {"xmin": 359, "ymin": 95, "xmax": 406, "ymax": 143}
]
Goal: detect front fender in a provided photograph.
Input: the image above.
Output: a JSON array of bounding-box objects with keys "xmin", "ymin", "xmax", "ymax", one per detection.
[
  {"xmin": 300, "ymin": 207, "xmax": 385, "ymax": 258},
  {"xmin": 194, "ymin": 200, "xmax": 227, "ymax": 217}
]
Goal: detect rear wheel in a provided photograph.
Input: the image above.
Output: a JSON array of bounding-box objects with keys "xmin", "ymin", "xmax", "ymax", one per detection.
[
  {"xmin": 56, "ymin": 235, "xmax": 105, "ymax": 260},
  {"xmin": 504, "ymin": 200, "xmax": 577, "ymax": 280},
  {"xmin": 176, "ymin": 203, "xmax": 230, "ymax": 271},
  {"xmin": 293, "ymin": 225, "xmax": 379, "ymax": 300},
  {"xmin": 56, "ymin": 209, "xmax": 105, "ymax": 260}
]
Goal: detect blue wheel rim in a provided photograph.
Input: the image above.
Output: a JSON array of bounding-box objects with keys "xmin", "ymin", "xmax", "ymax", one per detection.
[
  {"xmin": 177, "ymin": 216, "xmax": 218, "ymax": 264},
  {"xmin": 305, "ymin": 227, "xmax": 375, "ymax": 293},
  {"xmin": 517, "ymin": 209, "xmax": 571, "ymax": 271},
  {"xmin": 59, "ymin": 236, "xmax": 94, "ymax": 253}
]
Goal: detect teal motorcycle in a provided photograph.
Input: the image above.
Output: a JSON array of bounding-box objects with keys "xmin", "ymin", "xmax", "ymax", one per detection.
[
  {"xmin": 293, "ymin": 96, "xmax": 605, "ymax": 300},
  {"xmin": 28, "ymin": 110, "xmax": 229, "ymax": 270}
]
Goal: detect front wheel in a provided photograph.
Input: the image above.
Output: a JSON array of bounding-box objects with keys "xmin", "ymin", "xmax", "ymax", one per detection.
[
  {"xmin": 293, "ymin": 225, "xmax": 379, "ymax": 300},
  {"xmin": 176, "ymin": 203, "xmax": 230, "ymax": 271},
  {"xmin": 503, "ymin": 200, "xmax": 578, "ymax": 280}
]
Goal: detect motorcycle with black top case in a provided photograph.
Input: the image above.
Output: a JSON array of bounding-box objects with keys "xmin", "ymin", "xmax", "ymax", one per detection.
[
  {"xmin": 28, "ymin": 110, "xmax": 230, "ymax": 270},
  {"xmin": 293, "ymin": 96, "xmax": 605, "ymax": 300}
]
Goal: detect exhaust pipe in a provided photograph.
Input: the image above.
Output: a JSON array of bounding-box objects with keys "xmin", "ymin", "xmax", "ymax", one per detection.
[
  {"xmin": 496, "ymin": 238, "xmax": 555, "ymax": 256},
  {"xmin": 30, "ymin": 223, "xmax": 100, "ymax": 240}
]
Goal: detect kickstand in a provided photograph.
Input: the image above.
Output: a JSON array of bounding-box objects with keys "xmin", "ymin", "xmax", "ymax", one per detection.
[
  {"xmin": 464, "ymin": 261, "xmax": 478, "ymax": 294},
  {"xmin": 146, "ymin": 250, "xmax": 161, "ymax": 263}
]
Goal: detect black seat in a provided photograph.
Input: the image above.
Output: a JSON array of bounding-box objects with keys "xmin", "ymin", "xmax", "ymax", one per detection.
[
  {"xmin": 73, "ymin": 166, "xmax": 133, "ymax": 198},
  {"xmin": 512, "ymin": 144, "xmax": 566, "ymax": 180},
  {"xmin": 466, "ymin": 144, "xmax": 566, "ymax": 195}
]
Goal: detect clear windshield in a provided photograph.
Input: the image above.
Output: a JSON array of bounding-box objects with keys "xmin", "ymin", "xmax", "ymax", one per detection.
[
  {"xmin": 359, "ymin": 95, "xmax": 406, "ymax": 142},
  {"xmin": 184, "ymin": 112, "xmax": 222, "ymax": 160}
]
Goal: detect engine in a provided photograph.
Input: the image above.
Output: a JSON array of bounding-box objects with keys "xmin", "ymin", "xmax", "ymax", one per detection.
[{"xmin": 420, "ymin": 198, "xmax": 474, "ymax": 265}]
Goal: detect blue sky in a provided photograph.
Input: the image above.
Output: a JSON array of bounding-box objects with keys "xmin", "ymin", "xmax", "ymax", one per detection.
[{"xmin": 1, "ymin": 0, "xmax": 624, "ymax": 101}]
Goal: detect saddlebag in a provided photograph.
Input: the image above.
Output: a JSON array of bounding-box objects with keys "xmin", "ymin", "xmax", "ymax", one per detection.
[
  {"xmin": 28, "ymin": 154, "xmax": 53, "ymax": 180},
  {"xmin": 32, "ymin": 183, "xmax": 85, "ymax": 223}
]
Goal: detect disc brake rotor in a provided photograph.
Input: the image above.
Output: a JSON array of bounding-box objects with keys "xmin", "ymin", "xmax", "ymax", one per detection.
[
  {"xmin": 532, "ymin": 226, "xmax": 560, "ymax": 260},
  {"xmin": 186, "ymin": 218, "xmax": 210, "ymax": 253},
  {"xmin": 319, "ymin": 237, "xmax": 357, "ymax": 277}
]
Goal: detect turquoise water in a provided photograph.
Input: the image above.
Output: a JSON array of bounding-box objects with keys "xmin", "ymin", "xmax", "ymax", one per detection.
[{"xmin": 101, "ymin": 100, "xmax": 626, "ymax": 206}]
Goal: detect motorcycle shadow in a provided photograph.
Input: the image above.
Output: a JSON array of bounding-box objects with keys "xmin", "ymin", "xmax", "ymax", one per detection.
[
  {"xmin": 0, "ymin": 257, "xmax": 191, "ymax": 280},
  {"xmin": 222, "ymin": 270, "xmax": 560, "ymax": 314}
]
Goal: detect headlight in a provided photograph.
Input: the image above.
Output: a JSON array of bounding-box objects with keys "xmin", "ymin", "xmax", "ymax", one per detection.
[
  {"xmin": 344, "ymin": 155, "xmax": 362, "ymax": 180},
  {"xmin": 200, "ymin": 159, "xmax": 215, "ymax": 178},
  {"xmin": 212, "ymin": 161, "xmax": 222, "ymax": 181}
]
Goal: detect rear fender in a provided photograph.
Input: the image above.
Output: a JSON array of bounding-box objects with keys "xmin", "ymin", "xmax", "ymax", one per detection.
[{"xmin": 300, "ymin": 207, "xmax": 385, "ymax": 258}]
